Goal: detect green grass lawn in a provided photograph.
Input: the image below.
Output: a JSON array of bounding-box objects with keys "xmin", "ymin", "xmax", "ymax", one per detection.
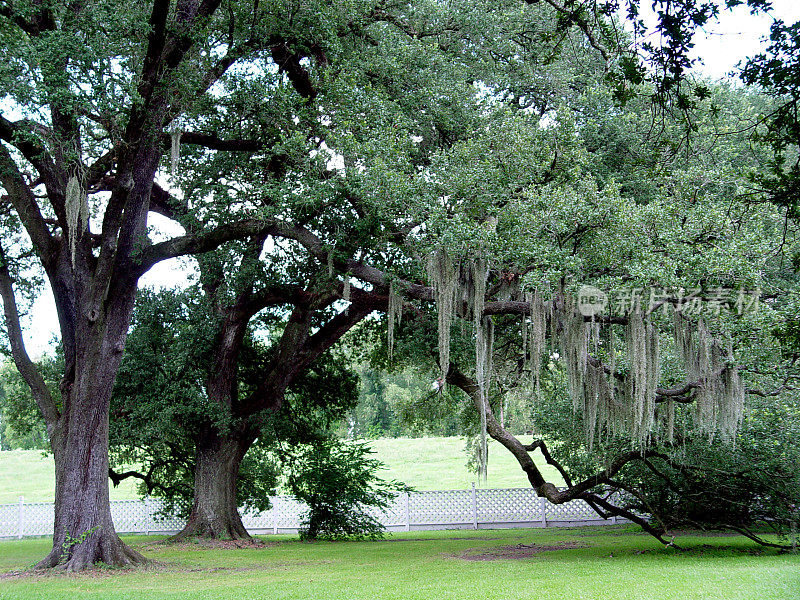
[
  {"xmin": 0, "ymin": 527, "xmax": 797, "ymax": 600},
  {"xmin": 0, "ymin": 437, "xmax": 558, "ymax": 504}
]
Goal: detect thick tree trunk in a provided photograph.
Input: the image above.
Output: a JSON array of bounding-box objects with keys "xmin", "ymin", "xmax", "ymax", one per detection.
[
  {"xmin": 37, "ymin": 346, "xmax": 146, "ymax": 570},
  {"xmin": 170, "ymin": 430, "xmax": 254, "ymax": 541}
]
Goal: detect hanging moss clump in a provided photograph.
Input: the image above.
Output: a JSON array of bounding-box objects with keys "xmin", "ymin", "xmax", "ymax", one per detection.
[
  {"xmin": 170, "ymin": 129, "xmax": 182, "ymax": 176},
  {"xmin": 387, "ymin": 279, "xmax": 403, "ymax": 363},
  {"xmin": 426, "ymin": 248, "xmax": 458, "ymax": 382},
  {"xmin": 65, "ymin": 175, "xmax": 88, "ymax": 265},
  {"xmin": 475, "ymin": 314, "xmax": 494, "ymax": 484},
  {"xmin": 673, "ymin": 313, "xmax": 744, "ymax": 441}
]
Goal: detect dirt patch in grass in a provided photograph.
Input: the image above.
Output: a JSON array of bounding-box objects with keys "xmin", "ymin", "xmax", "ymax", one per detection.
[
  {"xmin": 454, "ymin": 541, "xmax": 588, "ymax": 561},
  {"xmin": 1, "ymin": 558, "xmax": 323, "ymax": 580},
  {"xmin": 138, "ymin": 538, "xmax": 274, "ymax": 552}
]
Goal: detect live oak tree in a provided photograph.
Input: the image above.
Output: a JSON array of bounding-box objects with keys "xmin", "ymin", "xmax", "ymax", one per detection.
[
  {"xmin": 109, "ymin": 286, "xmax": 361, "ymax": 540},
  {"xmin": 0, "ymin": 0, "xmax": 262, "ymax": 568}
]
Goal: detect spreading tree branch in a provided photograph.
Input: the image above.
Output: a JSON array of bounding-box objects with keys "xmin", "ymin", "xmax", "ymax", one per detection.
[{"xmin": 0, "ymin": 144, "xmax": 57, "ymax": 268}]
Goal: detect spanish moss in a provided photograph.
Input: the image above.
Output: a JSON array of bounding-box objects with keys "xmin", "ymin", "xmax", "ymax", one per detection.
[
  {"xmin": 672, "ymin": 313, "xmax": 745, "ymax": 441},
  {"xmin": 387, "ymin": 279, "xmax": 403, "ymax": 363},
  {"xmin": 626, "ymin": 308, "xmax": 660, "ymax": 448},
  {"xmin": 475, "ymin": 315, "xmax": 494, "ymax": 484},
  {"xmin": 556, "ymin": 293, "xmax": 590, "ymax": 413},
  {"xmin": 170, "ymin": 130, "xmax": 182, "ymax": 176},
  {"xmin": 65, "ymin": 175, "xmax": 88, "ymax": 266},
  {"xmin": 426, "ymin": 248, "xmax": 458, "ymax": 381},
  {"xmin": 528, "ymin": 289, "xmax": 547, "ymax": 392}
]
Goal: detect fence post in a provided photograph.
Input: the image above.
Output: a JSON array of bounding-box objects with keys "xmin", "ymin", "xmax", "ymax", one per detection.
[
  {"xmin": 404, "ymin": 492, "xmax": 411, "ymax": 532},
  {"xmin": 273, "ymin": 499, "xmax": 278, "ymax": 535},
  {"xmin": 17, "ymin": 496, "xmax": 24, "ymax": 539},
  {"xmin": 471, "ymin": 483, "xmax": 478, "ymax": 530},
  {"xmin": 540, "ymin": 496, "xmax": 547, "ymax": 528},
  {"xmin": 143, "ymin": 498, "xmax": 150, "ymax": 536}
]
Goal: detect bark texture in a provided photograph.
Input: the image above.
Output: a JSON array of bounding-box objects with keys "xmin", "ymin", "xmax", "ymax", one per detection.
[
  {"xmin": 38, "ymin": 336, "xmax": 146, "ymax": 570},
  {"xmin": 171, "ymin": 432, "xmax": 254, "ymax": 541}
]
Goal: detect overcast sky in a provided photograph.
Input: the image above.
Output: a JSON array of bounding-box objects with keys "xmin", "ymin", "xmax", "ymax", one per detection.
[
  {"xmin": 13, "ymin": 2, "xmax": 800, "ymax": 357},
  {"xmin": 685, "ymin": 0, "xmax": 800, "ymax": 80}
]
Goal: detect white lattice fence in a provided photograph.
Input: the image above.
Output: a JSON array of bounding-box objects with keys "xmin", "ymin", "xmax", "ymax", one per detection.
[
  {"xmin": 375, "ymin": 495, "xmax": 406, "ymax": 528},
  {"xmin": 546, "ymin": 498, "xmax": 601, "ymax": 521},
  {"xmin": 0, "ymin": 488, "xmax": 627, "ymax": 539},
  {"xmin": 0, "ymin": 502, "xmax": 19, "ymax": 538},
  {"xmin": 477, "ymin": 487, "xmax": 543, "ymax": 523},
  {"xmin": 410, "ymin": 490, "xmax": 474, "ymax": 525},
  {"xmin": 20, "ymin": 503, "xmax": 53, "ymax": 537},
  {"xmin": 240, "ymin": 496, "xmax": 305, "ymax": 532},
  {"xmin": 108, "ymin": 499, "xmax": 185, "ymax": 534}
]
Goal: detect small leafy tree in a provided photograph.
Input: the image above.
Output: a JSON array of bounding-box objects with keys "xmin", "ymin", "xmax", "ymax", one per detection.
[{"xmin": 285, "ymin": 440, "xmax": 408, "ymax": 541}]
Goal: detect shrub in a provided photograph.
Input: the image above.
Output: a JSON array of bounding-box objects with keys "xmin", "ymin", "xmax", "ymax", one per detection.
[{"xmin": 285, "ymin": 439, "xmax": 409, "ymax": 541}]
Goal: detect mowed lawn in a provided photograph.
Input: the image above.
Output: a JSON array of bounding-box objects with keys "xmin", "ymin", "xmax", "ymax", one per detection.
[
  {"xmin": 0, "ymin": 527, "xmax": 798, "ymax": 600},
  {"xmin": 0, "ymin": 437, "xmax": 559, "ymax": 504}
]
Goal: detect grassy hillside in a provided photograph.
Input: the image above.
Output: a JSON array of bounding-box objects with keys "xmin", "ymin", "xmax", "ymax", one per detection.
[
  {"xmin": 367, "ymin": 436, "xmax": 562, "ymax": 490},
  {"xmin": 0, "ymin": 436, "xmax": 559, "ymax": 504},
  {"xmin": 0, "ymin": 450, "xmax": 141, "ymax": 504}
]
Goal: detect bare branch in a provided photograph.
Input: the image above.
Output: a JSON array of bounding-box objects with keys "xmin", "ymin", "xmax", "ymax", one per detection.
[
  {"xmin": 0, "ymin": 241, "xmax": 59, "ymax": 425},
  {"xmin": 132, "ymin": 218, "xmax": 277, "ymax": 277}
]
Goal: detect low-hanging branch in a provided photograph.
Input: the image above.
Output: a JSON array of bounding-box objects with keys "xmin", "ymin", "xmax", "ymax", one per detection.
[
  {"xmin": 251, "ymin": 223, "xmax": 748, "ymax": 445},
  {"xmin": 446, "ymin": 363, "xmax": 795, "ymax": 550},
  {"xmin": 143, "ymin": 216, "xmax": 753, "ymax": 449},
  {"xmin": 446, "ymin": 364, "xmax": 673, "ymax": 544}
]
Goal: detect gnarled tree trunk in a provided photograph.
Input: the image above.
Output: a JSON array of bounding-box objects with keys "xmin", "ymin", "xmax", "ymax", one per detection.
[{"xmin": 170, "ymin": 429, "xmax": 255, "ymax": 541}]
